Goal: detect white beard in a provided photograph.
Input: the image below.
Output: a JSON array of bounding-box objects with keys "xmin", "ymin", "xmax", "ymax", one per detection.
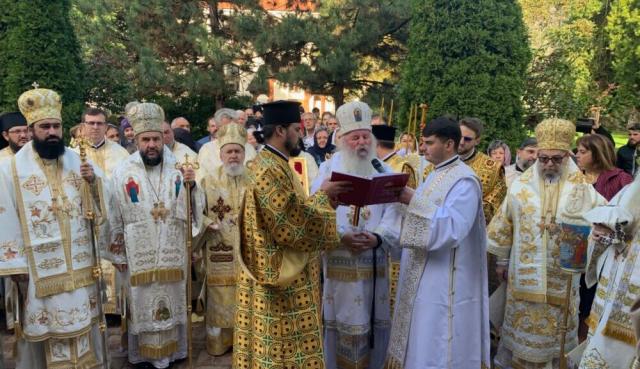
[
  {"xmin": 223, "ymin": 162, "xmax": 245, "ymax": 177},
  {"xmin": 337, "ymin": 142, "xmax": 377, "ymax": 177}
]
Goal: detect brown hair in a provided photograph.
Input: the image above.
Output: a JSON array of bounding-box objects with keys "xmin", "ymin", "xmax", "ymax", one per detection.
[
  {"xmin": 82, "ymin": 107, "xmax": 107, "ymax": 122},
  {"xmin": 459, "ymin": 117, "xmax": 484, "ymax": 137},
  {"xmin": 576, "ymin": 134, "xmax": 616, "ymax": 172}
]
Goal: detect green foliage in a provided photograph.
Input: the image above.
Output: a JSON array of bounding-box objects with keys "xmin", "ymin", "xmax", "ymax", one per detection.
[
  {"xmin": 0, "ymin": 0, "xmax": 85, "ymax": 128},
  {"xmin": 233, "ymin": 0, "xmax": 410, "ymax": 106},
  {"xmin": 520, "ymin": 0, "xmax": 607, "ymax": 126},
  {"xmin": 399, "ymin": 0, "xmax": 531, "ymax": 149},
  {"xmin": 71, "ymin": 0, "xmax": 250, "ymax": 130},
  {"xmin": 607, "ymin": 0, "xmax": 640, "ymax": 117}
]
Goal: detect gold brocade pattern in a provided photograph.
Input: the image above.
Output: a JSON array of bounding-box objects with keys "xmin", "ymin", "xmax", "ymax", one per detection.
[
  {"xmin": 383, "ymin": 152, "xmax": 416, "ymax": 314},
  {"xmin": 234, "ymin": 149, "xmax": 339, "ymax": 369},
  {"xmin": 11, "ymin": 154, "xmax": 101, "ymax": 299},
  {"xmin": 488, "ymin": 161, "xmax": 603, "ymax": 364},
  {"xmin": 199, "ymin": 165, "xmax": 248, "ymax": 355},
  {"xmin": 423, "ymin": 152, "xmax": 506, "ymax": 223}
]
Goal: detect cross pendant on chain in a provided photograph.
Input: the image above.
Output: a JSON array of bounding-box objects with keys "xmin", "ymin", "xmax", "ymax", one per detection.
[{"xmin": 151, "ymin": 201, "xmax": 169, "ymax": 223}]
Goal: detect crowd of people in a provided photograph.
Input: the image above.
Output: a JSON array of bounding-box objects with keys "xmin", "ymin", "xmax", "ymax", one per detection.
[{"xmin": 0, "ymin": 84, "xmax": 639, "ymax": 369}]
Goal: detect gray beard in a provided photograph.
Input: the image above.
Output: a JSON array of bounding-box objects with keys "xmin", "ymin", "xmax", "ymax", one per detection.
[
  {"xmin": 223, "ymin": 163, "xmax": 245, "ymax": 177},
  {"xmin": 537, "ymin": 163, "xmax": 563, "ymax": 183}
]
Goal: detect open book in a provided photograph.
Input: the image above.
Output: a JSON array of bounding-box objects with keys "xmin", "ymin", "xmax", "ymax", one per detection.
[{"xmin": 330, "ymin": 171, "xmax": 409, "ymax": 207}]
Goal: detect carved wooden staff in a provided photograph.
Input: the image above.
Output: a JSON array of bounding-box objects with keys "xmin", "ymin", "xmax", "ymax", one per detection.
[
  {"xmin": 78, "ymin": 137, "xmax": 109, "ymax": 369},
  {"xmin": 175, "ymin": 154, "xmax": 199, "ymax": 369},
  {"xmin": 558, "ymin": 273, "xmax": 573, "ymax": 369}
]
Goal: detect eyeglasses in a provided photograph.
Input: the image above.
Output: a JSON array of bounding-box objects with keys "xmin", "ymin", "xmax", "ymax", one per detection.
[
  {"xmin": 7, "ymin": 127, "xmax": 28, "ymax": 135},
  {"xmin": 538, "ymin": 155, "xmax": 565, "ymax": 164},
  {"xmin": 462, "ymin": 136, "xmax": 475, "ymax": 142}
]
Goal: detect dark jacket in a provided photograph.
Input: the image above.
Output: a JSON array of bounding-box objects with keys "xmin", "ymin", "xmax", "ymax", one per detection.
[{"xmin": 617, "ymin": 143, "xmax": 638, "ymax": 177}]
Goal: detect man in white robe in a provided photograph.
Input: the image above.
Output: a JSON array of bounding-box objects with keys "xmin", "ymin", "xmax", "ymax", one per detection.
[
  {"xmin": 73, "ymin": 108, "xmax": 131, "ymax": 319},
  {"xmin": 198, "ymin": 109, "xmax": 256, "ymax": 177},
  {"xmin": 488, "ymin": 118, "xmax": 606, "ymax": 369},
  {"xmin": 0, "ymin": 87, "xmax": 108, "ymax": 369},
  {"xmin": 0, "ymin": 111, "xmax": 28, "ymax": 332},
  {"xmin": 311, "ymin": 102, "xmax": 402, "ymax": 369},
  {"xmin": 384, "ymin": 116, "xmax": 490, "ymax": 369},
  {"xmin": 162, "ymin": 121, "xmax": 196, "ymax": 164},
  {"xmin": 107, "ymin": 102, "xmax": 204, "ymax": 369},
  {"xmin": 575, "ymin": 177, "xmax": 640, "ymax": 368}
]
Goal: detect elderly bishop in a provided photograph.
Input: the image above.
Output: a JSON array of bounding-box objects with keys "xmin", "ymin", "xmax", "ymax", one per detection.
[
  {"xmin": 107, "ymin": 102, "xmax": 204, "ymax": 369},
  {"xmin": 196, "ymin": 123, "xmax": 249, "ymax": 356},
  {"xmin": 0, "ymin": 87, "xmax": 108, "ymax": 368},
  {"xmin": 311, "ymin": 102, "xmax": 402, "ymax": 369},
  {"xmin": 489, "ymin": 118, "xmax": 606, "ymax": 369}
]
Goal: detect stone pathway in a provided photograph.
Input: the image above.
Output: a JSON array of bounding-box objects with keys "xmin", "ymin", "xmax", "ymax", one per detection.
[{"xmin": 1, "ymin": 321, "xmax": 231, "ymax": 369}]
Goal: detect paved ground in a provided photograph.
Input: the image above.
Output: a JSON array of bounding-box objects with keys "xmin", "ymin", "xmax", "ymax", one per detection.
[{"xmin": 1, "ymin": 319, "xmax": 232, "ymax": 369}]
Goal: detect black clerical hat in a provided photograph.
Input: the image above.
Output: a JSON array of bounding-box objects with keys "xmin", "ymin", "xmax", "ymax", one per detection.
[
  {"xmin": 371, "ymin": 124, "xmax": 396, "ymax": 142},
  {"xmin": 262, "ymin": 100, "xmax": 301, "ymax": 126},
  {"xmin": 0, "ymin": 112, "xmax": 27, "ymax": 132}
]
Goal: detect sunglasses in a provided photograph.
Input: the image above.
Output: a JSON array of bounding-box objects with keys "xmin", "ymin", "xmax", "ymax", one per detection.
[
  {"xmin": 538, "ymin": 155, "xmax": 565, "ymax": 164},
  {"xmin": 461, "ymin": 136, "xmax": 475, "ymax": 142}
]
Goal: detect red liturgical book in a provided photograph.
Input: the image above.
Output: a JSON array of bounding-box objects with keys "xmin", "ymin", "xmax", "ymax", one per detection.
[{"xmin": 330, "ymin": 171, "xmax": 409, "ymax": 207}]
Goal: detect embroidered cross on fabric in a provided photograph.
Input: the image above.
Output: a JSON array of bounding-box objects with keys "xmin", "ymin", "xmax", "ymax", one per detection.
[{"xmin": 212, "ymin": 197, "xmax": 232, "ymax": 222}]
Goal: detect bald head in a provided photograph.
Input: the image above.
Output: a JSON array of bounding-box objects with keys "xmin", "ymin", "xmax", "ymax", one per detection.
[{"xmin": 171, "ymin": 117, "xmax": 190, "ymax": 132}]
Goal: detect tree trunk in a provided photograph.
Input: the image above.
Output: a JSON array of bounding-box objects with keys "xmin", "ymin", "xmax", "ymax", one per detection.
[{"xmin": 333, "ymin": 86, "xmax": 345, "ymax": 107}]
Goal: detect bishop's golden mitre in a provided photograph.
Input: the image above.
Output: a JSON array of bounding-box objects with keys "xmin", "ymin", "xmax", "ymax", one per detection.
[{"xmin": 535, "ymin": 118, "xmax": 576, "ymax": 151}]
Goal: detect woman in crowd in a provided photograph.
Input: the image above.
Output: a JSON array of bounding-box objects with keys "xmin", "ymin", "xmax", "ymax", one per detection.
[
  {"xmin": 306, "ymin": 127, "xmax": 335, "ymax": 166},
  {"xmin": 487, "ymin": 139, "xmax": 511, "ymax": 167},
  {"xmin": 397, "ymin": 132, "xmax": 418, "ymax": 156},
  {"xmin": 576, "ymin": 133, "xmax": 633, "ymax": 201}
]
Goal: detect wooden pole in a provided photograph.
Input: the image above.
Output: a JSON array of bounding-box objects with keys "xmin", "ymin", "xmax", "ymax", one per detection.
[
  {"xmin": 175, "ymin": 154, "xmax": 200, "ymax": 369},
  {"xmin": 78, "ymin": 137, "xmax": 109, "ymax": 369},
  {"xmin": 388, "ymin": 100, "xmax": 394, "ymax": 126},
  {"xmin": 558, "ymin": 273, "xmax": 573, "ymax": 369}
]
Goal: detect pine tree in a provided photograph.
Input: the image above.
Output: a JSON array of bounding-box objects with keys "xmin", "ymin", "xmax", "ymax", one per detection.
[
  {"xmin": 399, "ymin": 0, "xmax": 531, "ymax": 148},
  {"xmin": 0, "ymin": 0, "xmax": 85, "ymax": 127}
]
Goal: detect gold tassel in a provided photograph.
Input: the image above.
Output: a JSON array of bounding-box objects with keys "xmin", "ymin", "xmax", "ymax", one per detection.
[
  {"xmin": 34, "ymin": 268, "xmax": 95, "ymax": 298},
  {"xmin": 139, "ymin": 341, "xmax": 178, "ymax": 359},
  {"xmin": 604, "ymin": 321, "xmax": 637, "ymax": 346},
  {"xmin": 130, "ymin": 268, "xmax": 184, "ymax": 286}
]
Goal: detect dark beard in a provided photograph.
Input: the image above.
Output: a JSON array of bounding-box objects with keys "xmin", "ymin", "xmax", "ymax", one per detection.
[
  {"xmin": 140, "ymin": 150, "xmax": 163, "ymax": 166},
  {"xmin": 286, "ymin": 138, "xmax": 303, "ymax": 157},
  {"xmin": 8, "ymin": 140, "xmax": 23, "ymax": 153},
  {"xmin": 33, "ymin": 136, "xmax": 65, "ymax": 159}
]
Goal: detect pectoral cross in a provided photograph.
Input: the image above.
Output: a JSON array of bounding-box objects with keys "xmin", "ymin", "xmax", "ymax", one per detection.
[
  {"xmin": 212, "ymin": 197, "xmax": 232, "ymax": 222},
  {"xmin": 151, "ymin": 202, "xmax": 169, "ymax": 223},
  {"xmin": 538, "ymin": 214, "xmax": 559, "ymax": 235}
]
